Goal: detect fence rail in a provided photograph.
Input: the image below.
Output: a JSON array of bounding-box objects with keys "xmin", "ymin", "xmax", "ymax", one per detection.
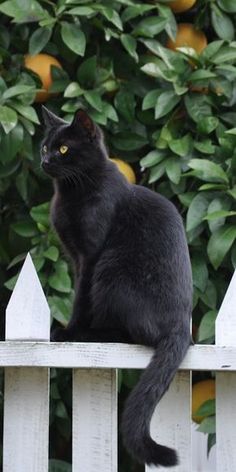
[{"xmin": 2, "ymin": 254, "xmax": 236, "ymax": 471}]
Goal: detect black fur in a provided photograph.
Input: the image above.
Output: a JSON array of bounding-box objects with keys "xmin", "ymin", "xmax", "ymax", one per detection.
[{"xmin": 41, "ymin": 106, "xmax": 192, "ymax": 468}]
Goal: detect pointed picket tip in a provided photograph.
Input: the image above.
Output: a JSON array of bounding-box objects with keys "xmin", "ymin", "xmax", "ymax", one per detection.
[
  {"xmin": 6, "ymin": 253, "xmax": 50, "ymax": 341},
  {"xmin": 216, "ymin": 269, "xmax": 236, "ymax": 346}
]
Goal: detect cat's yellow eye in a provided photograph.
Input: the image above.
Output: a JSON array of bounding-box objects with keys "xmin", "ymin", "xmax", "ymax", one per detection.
[
  {"xmin": 43, "ymin": 145, "xmax": 47, "ymax": 153},
  {"xmin": 60, "ymin": 145, "xmax": 68, "ymax": 155}
]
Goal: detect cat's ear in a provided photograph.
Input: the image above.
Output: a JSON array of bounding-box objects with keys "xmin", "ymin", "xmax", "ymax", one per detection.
[
  {"xmin": 72, "ymin": 109, "xmax": 96, "ymax": 137},
  {"xmin": 41, "ymin": 106, "xmax": 67, "ymax": 128}
]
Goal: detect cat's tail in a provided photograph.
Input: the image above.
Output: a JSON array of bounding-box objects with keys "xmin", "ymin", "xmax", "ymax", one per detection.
[{"xmin": 121, "ymin": 329, "xmax": 190, "ymax": 467}]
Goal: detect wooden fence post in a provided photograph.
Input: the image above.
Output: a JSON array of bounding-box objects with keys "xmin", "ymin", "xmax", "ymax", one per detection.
[
  {"xmin": 3, "ymin": 254, "xmax": 50, "ymax": 472},
  {"xmin": 73, "ymin": 368, "xmax": 118, "ymax": 472},
  {"xmin": 146, "ymin": 371, "xmax": 192, "ymax": 472},
  {"xmin": 216, "ymin": 270, "xmax": 236, "ymax": 472}
]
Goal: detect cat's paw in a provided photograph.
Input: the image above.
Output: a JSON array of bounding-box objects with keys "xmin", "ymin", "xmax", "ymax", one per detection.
[{"xmin": 50, "ymin": 327, "xmax": 73, "ymax": 342}]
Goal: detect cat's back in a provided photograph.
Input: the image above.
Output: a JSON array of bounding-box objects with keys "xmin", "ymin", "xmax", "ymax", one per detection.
[{"xmin": 115, "ymin": 183, "xmax": 185, "ymax": 241}]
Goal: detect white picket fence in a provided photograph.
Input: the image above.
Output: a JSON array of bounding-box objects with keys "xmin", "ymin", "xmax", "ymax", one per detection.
[{"xmin": 1, "ymin": 253, "xmax": 236, "ymax": 472}]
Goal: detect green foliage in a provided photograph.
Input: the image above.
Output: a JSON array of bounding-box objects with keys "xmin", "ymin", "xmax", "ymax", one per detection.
[{"xmin": 1, "ymin": 0, "xmax": 236, "ymax": 468}]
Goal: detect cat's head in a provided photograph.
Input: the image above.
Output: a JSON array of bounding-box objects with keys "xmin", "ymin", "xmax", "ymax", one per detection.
[{"xmin": 40, "ymin": 106, "xmax": 106, "ymax": 179}]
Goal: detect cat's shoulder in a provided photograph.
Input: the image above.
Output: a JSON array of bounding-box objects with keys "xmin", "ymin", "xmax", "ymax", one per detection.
[{"xmin": 129, "ymin": 184, "xmax": 179, "ymax": 215}]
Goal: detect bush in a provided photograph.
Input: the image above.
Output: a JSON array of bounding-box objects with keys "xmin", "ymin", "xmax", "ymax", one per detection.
[{"xmin": 1, "ymin": 0, "xmax": 236, "ymax": 469}]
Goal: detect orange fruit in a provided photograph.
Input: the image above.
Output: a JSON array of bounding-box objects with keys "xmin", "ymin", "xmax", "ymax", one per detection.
[
  {"xmin": 24, "ymin": 53, "xmax": 62, "ymax": 103},
  {"xmin": 192, "ymin": 379, "xmax": 215, "ymax": 423},
  {"xmin": 169, "ymin": 0, "xmax": 196, "ymax": 13},
  {"xmin": 167, "ymin": 24, "xmax": 207, "ymax": 55},
  {"xmin": 110, "ymin": 158, "xmax": 136, "ymax": 184}
]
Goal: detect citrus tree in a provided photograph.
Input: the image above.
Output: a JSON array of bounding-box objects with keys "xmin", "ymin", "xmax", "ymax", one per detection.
[{"xmin": 1, "ymin": 0, "xmax": 236, "ymax": 469}]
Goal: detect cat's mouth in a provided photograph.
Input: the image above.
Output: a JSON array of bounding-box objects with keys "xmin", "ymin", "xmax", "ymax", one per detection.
[{"xmin": 41, "ymin": 161, "xmax": 59, "ymax": 177}]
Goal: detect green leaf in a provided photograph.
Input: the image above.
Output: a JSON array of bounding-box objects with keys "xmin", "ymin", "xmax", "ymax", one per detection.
[
  {"xmin": 155, "ymin": 91, "xmax": 181, "ymax": 119},
  {"xmin": 29, "ymin": 26, "xmax": 52, "ymax": 55},
  {"xmin": 120, "ymin": 34, "xmax": 138, "ymax": 62},
  {"xmin": 148, "ymin": 162, "xmax": 166, "ymax": 183},
  {"xmin": 192, "ymin": 255, "xmax": 209, "ymax": 292},
  {"xmin": 112, "ymin": 132, "xmax": 147, "ymax": 151},
  {"xmin": 200, "ymin": 280, "xmax": 217, "ymax": 309},
  {"xmin": 0, "ymin": 0, "xmax": 46, "ymax": 23},
  {"xmin": 200, "ymin": 183, "xmax": 227, "ymax": 191},
  {"xmin": 64, "ymin": 82, "xmax": 83, "ymax": 98},
  {"xmin": 48, "ymin": 295, "xmax": 72, "ymax": 326},
  {"xmin": 140, "ymin": 150, "xmax": 165, "ymax": 168},
  {"xmin": 204, "ymin": 210, "xmax": 236, "ymax": 221},
  {"xmin": 217, "ymin": 0, "xmax": 236, "ymax": 12},
  {"xmin": 61, "ymin": 22, "xmax": 86, "ymax": 56},
  {"xmin": 228, "ymin": 185, "xmax": 236, "ymax": 199},
  {"xmin": 55, "ymin": 400, "xmax": 68, "ymax": 419},
  {"xmin": 12, "ymin": 103, "xmax": 39, "ymax": 124},
  {"xmin": 184, "ymin": 95, "xmax": 212, "ymax": 123},
  {"xmin": 48, "ymin": 261, "xmax": 72, "ymax": 293},
  {"xmin": 197, "ymin": 116, "xmax": 219, "ymax": 135},
  {"xmin": 186, "ymin": 194, "xmax": 210, "ymax": 231},
  {"xmin": 44, "ymin": 246, "xmax": 59, "ymax": 262},
  {"xmin": 11, "ymin": 220, "xmax": 38, "ymax": 237},
  {"xmin": 226, "ymin": 127, "xmax": 236, "ymax": 135},
  {"xmin": 142, "ymin": 89, "xmax": 162, "ymax": 110},
  {"xmin": 211, "ymin": 6, "xmax": 234, "ymax": 40},
  {"xmin": 189, "ymin": 70, "xmax": 217, "ymax": 81},
  {"xmin": 211, "ymin": 46, "xmax": 236, "ymax": 64},
  {"xmin": 122, "ymin": 4, "xmax": 155, "ymax": 22},
  {"xmin": 201, "ymin": 40, "xmax": 224, "ymax": 60},
  {"xmin": 93, "ymin": 5, "xmax": 123, "ymax": 30},
  {"xmin": 30, "ymin": 202, "xmax": 50, "ymax": 226},
  {"xmin": 196, "ymin": 399, "xmax": 215, "ymax": 417},
  {"xmin": 207, "ymin": 225, "xmax": 236, "ymax": 269},
  {"xmin": 114, "ymin": 89, "xmax": 136, "ymax": 123},
  {"xmin": 3, "ymin": 85, "xmax": 35, "ymax": 100},
  {"xmin": 188, "ymin": 159, "xmax": 229, "ymax": 183},
  {"xmin": 165, "ymin": 158, "xmax": 181, "ymax": 184},
  {"xmin": 49, "ymin": 459, "xmax": 72, "ymax": 472},
  {"xmin": 7, "ymin": 253, "xmax": 26, "ymax": 270},
  {"xmin": 102, "ymin": 102, "xmax": 118, "ymax": 123},
  {"xmin": 133, "ymin": 16, "xmax": 167, "ymax": 38},
  {"xmin": 77, "ymin": 55, "xmax": 97, "ymax": 87},
  {"xmin": 206, "ymin": 197, "xmax": 232, "ymax": 232},
  {"xmin": 16, "ymin": 171, "xmax": 28, "ymax": 201},
  {"xmin": 0, "ymin": 105, "xmax": 17, "ymax": 134},
  {"xmin": 197, "ymin": 416, "xmax": 216, "ymax": 434},
  {"xmin": 0, "ymin": 124, "xmax": 23, "ymax": 162},
  {"xmin": 67, "ymin": 6, "xmax": 94, "ymax": 16},
  {"xmin": 208, "ymin": 434, "xmax": 216, "ymax": 456},
  {"xmin": 4, "ymin": 274, "xmax": 19, "ymax": 291},
  {"xmin": 194, "ymin": 140, "xmax": 215, "ymax": 154},
  {"xmin": 169, "ymin": 134, "xmax": 191, "ymax": 157},
  {"xmin": 198, "ymin": 311, "xmax": 217, "ymax": 342},
  {"xmin": 84, "ymin": 90, "xmax": 103, "ymax": 112},
  {"xmin": 31, "ymin": 254, "xmax": 45, "ymax": 271}
]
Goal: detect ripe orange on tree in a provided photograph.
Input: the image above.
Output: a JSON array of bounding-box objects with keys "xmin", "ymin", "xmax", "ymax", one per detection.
[
  {"xmin": 192, "ymin": 379, "xmax": 215, "ymax": 424},
  {"xmin": 167, "ymin": 23, "xmax": 207, "ymax": 55},
  {"xmin": 24, "ymin": 53, "xmax": 62, "ymax": 103},
  {"xmin": 110, "ymin": 158, "xmax": 136, "ymax": 184},
  {"xmin": 169, "ymin": 0, "xmax": 197, "ymax": 13}
]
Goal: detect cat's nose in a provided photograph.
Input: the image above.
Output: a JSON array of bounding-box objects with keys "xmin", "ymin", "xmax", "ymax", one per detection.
[{"xmin": 43, "ymin": 155, "xmax": 50, "ymax": 164}]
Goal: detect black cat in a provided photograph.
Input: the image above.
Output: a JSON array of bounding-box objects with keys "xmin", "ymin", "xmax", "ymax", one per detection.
[{"xmin": 41, "ymin": 106, "xmax": 192, "ymax": 468}]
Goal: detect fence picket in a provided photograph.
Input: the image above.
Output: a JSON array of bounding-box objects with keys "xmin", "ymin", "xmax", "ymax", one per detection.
[
  {"xmin": 146, "ymin": 371, "xmax": 192, "ymax": 472},
  {"xmin": 3, "ymin": 254, "xmax": 50, "ymax": 472},
  {"xmin": 73, "ymin": 368, "xmax": 117, "ymax": 472},
  {"xmin": 216, "ymin": 270, "xmax": 236, "ymax": 472}
]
